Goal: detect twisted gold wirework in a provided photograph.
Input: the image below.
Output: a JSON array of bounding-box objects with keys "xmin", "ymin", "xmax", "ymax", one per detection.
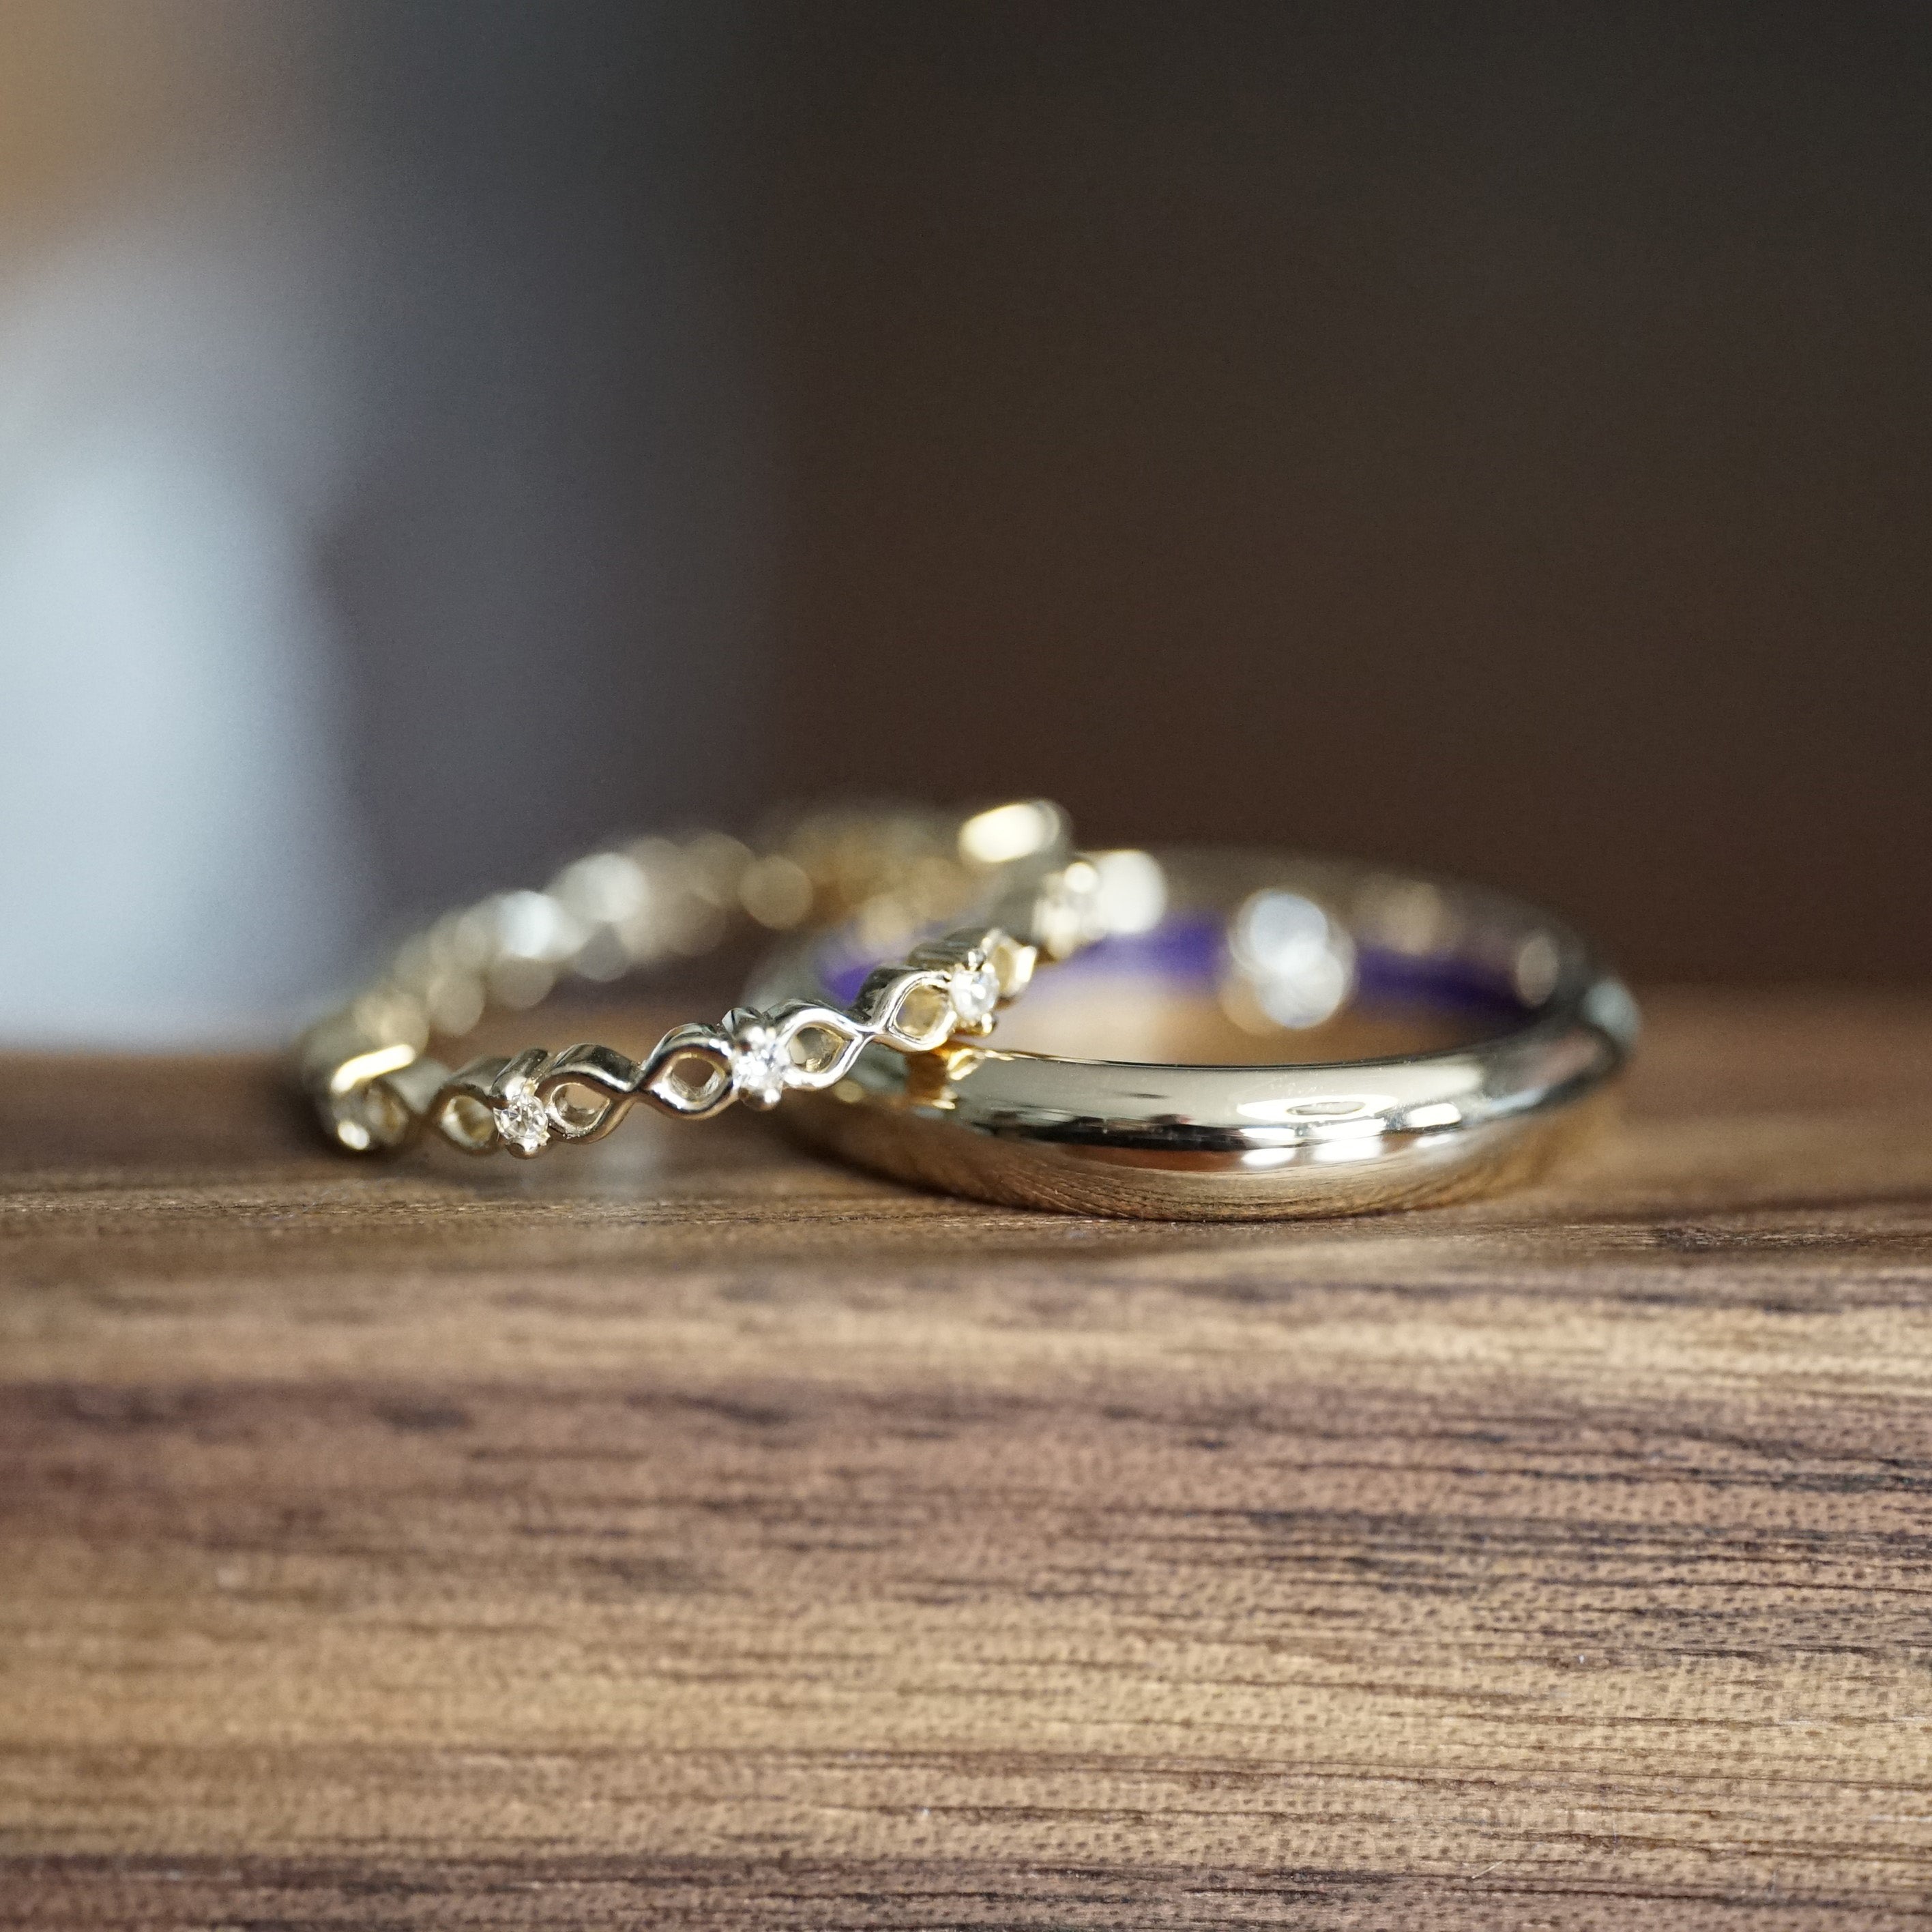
[{"xmin": 297, "ymin": 802, "xmax": 1089, "ymax": 1160}]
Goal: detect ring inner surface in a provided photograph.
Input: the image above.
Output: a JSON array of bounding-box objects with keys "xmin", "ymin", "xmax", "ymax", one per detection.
[
  {"xmin": 990, "ymin": 910, "xmax": 1529, "ymax": 1065},
  {"xmin": 810, "ymin": 851, "xmax": 1562, "ymax": 1070}
]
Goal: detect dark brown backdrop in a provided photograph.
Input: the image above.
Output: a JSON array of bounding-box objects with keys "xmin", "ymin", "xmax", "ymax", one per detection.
[
  {"xmin": 763, "ymin": 5, "xmax": 1931, "ymax": 981},
  {"xmin": 23, "ymin": 3, "xmax": 1912, "ymax": 1014}
]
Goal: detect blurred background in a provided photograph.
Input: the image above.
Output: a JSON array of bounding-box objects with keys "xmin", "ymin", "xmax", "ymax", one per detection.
[{"xmin": 2, "ymin": 1, "xmax": 1927, "ymax": 1044}]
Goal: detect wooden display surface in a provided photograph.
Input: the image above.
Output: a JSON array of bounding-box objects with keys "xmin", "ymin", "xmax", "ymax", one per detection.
[{"xmin": 5, "ymin": 991, "xmax": 1932, "ymax": 1928}]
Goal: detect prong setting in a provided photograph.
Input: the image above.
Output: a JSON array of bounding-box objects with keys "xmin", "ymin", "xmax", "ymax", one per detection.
[
  {"xmin": 729, "ymin": 1018, "xmax": 794, "ymax": 1111},
  {"xmin": 493, "ymin": 1077, "xmax": 551, "ymax": 1156}
]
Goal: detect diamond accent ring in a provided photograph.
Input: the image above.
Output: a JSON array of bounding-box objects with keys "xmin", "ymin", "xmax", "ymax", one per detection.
[{"xmin": 295, "ymin": 802, "xmax": 1102, "ymax": 1162}]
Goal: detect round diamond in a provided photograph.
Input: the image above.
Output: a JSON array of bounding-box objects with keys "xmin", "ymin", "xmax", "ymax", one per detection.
[
  {"xmin": 731, "ymin": 1026, "xmax": 793, "ymax": 1108},
  {"xmin": 947, "ymin": 963, "xmax": 999, "ymax": 1025},
  {"xmin": 493, "ymin": 1080, "xmax": 551, "ymax": 1155}
]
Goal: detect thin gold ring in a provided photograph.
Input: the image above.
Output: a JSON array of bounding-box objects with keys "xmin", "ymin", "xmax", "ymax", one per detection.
[{"xmin": 295, "ymin": 800, "xmax": 1083, "ymax": 1159}]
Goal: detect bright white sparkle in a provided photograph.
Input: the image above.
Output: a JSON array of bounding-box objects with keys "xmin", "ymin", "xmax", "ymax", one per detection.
[
  {"xmin": 947, "ymin": 963, "xmax": 999, "ymax": 1024},
  {"xmin": 731, "ymin": 1026, "xmax": 793, "ymax": 1108},
  {"xmin": 494, "ymin": 1079, "xmax": 550, "ymax": 1154}
]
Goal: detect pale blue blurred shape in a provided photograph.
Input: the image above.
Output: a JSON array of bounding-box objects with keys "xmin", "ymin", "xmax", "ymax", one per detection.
[
  {"xmin": 0, "ymin": 6, "xmax": 767, "ymax": 1045},
  {"xmin": 0, "ymin": 213, "xmax": 370, "ymax": 1045}
]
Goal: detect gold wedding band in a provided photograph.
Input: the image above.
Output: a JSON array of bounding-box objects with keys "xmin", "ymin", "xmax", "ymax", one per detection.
[{"xmin": 754, "ymin": 846, "xmax": 1638, "ymax": 1220}]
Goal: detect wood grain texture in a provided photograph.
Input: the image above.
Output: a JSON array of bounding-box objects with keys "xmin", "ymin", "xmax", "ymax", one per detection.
[{"xmin": 4, "ymin": 991, "xmax": 1932, "ymax": 1928}]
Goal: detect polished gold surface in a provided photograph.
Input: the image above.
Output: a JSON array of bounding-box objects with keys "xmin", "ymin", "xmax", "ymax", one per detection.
[
  {"xmin": 787, "ymin": 1080, "xmax": 1618, "ymax": 1220},
  {"xmin": 758, "ymin": 848, "xmax": 1638, "ymax": 1221}
]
